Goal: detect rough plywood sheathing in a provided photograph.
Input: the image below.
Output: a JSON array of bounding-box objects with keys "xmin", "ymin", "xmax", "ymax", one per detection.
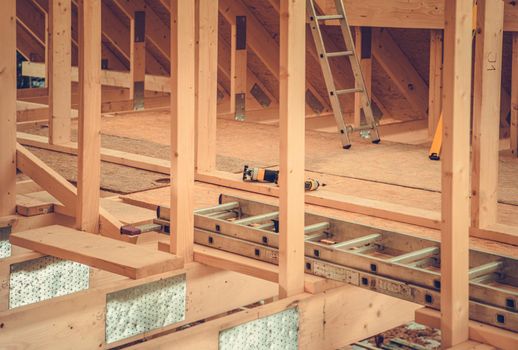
[
  {"xmin": 9, "ymin": 256, "xmax": 90, "ymax": 309},
  {"xmin": 219, "ymin": 308, "xmax": 299, "ymax": 350},
  {"xmin": 105, "ymin": 274, "xmax": 186, "ymax": 344}
]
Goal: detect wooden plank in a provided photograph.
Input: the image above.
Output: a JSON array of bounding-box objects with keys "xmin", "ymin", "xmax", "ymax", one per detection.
[
  {"xmin": 471, "ymin": 0, "xmax": 504, "ymax": 230},
  {"xmin": 77, "ymin": 0, "xmax": 101, "ymax": 232},
  {"xmin": 10, "ymin": 224, "xmax": 183, "ymax": 279},
  {"xmin": 441, "ymin": 1, "xmax": 473, "ymax": 347},
  {"xmin": 130, "ymin": 7, "xmax": 146, "ymax": 109},
  {"xmin": 22, "ymin": 61, "xmax": 170, "ymax": 92},
  {"xmin": 16, "ymin": 194, "xmax": 54, "ymax": 217},
  {"xmin": 48, "ymin": 0, "xmax": 72, "ymax": 145},
  {"xmin": 428, "ymin": 29, "xmax": 443, "ymax": 138},
  {"xmin": 315, "ymin": 0, "xmax": 518, "ymax": 31},
  {"xmin": 415, "ymin": 308, "xmax": 518, "ymax": 350},
  {"xmin": 170, "ymin": 0, "xmax": 196, "ymax": 262},
  {"xmin": 278, "ymin": 0, "xmax": 306, "ymax": 298},
  {"xmin": 16, "ymin": 143, "xmax": 77, "ymax": 211},
  {"xmin": 372, "ymin": 28, "xmax": 429, "ymax": 120},
  {"xmin": 511, "ymin": 32, "xmax": 518, "ymax": 157},
  {"xmin": 229, "ymin": 17, "xmax": 247, "ymax": 114},
  {"xmin": 16, "ymin": 179, "xmax": 43, "ymax": 195},
  {"xmin": 0, "ymin": 0, "xmax": 17, "ymax": 217},
  {"xmin": 197, "ymin": 0, "xmax": 218, "ymax": 173}
]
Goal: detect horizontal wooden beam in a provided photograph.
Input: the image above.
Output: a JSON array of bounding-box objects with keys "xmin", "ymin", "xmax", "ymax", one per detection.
[
  {"xmin": 10, "ymin": 224, "xmax": 183, "ymax": 279},
  {"xmin": 22, "ymin": 62, "xmax": 170, "ymax": 92},
  {"xmin": 315, "ymin": 0, "xmax": 518, "ymax": 31}
]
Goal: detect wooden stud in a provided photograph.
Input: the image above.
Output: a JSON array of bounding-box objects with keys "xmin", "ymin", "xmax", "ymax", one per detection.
[
  {"xmin": 130, "ymin": 7, "xmax": 146, "ymax": 110},
  {"xmin": 441, "ymin": 1, "xmax": 473, "ymax": 347},
  {"xmin": 0, "ymin": 0, "xmax": 17, "ymax": 216},
  {"xmin": 511, "ymin": 32, "xmax": 518, "ymax": 157},
  {"xmin": 354, "ymin": 27, "xmax": 372, "ymax": 128},
  {"xmin": 229, "ymin": 16, "xmax": 247, "ymax": 117},
  {"xmin": 48, "ymin": 0, "xmax": 72, "ymax": 145},
  {"xmin": 170, "ymin": 0, "xmax": 195, "ymax": 262},
  {"xmin": 428, "ymin": 29, "xmax": 443, "ymax": 138},
  {"xmin": 77, "ymin": 0, "xmax": 101, "ymax": 233},
  {"xmin": 196, "ymin": 0, "xmax": 218, "ymax": 173},
  {"xmin": 471, "ymin": 0, "xmax": 504, "ymax": 229},
  {"xmin": 278, "ymin": 0, "xmax": 306, "ymax": 299}
]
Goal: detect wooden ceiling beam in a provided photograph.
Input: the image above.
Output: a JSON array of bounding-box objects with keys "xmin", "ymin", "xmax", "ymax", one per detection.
[{"xmin": 314, "ymin": 0, "xmax": 518, "ymax": 31}]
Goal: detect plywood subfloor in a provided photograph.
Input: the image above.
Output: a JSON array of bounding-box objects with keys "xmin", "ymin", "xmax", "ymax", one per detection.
[
  {"xmin": 20, "ymin": 110, "xmax": 518, "ymax": 228},
  {"xmin": 97, "ymin": 111, "xmax": 518, "ymax": 220}
]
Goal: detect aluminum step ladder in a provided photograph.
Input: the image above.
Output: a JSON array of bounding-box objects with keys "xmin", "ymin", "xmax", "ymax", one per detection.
[{"xmin": 307, "ymin": 0, "xmax": 380, "ymax": 149}]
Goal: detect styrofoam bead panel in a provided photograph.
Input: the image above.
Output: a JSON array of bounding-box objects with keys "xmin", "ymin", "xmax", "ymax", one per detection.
[
  {"xmin": 0, "ymin": 240, "xmax": 11, "ymax": 259},
  {"xmin": 219, "ymin": 307, "xmax": 299, "ymax": 350},
  {"xmin": 105, "ymin": 274, "xmax": 186, "ymax": 344},
  {"xmin": 0, "ymin": 226, "xmax": 11, "ymax": 258},
  {"xmin": 9, "ymin": 256, "xmax": 90, "ymax": 309}
]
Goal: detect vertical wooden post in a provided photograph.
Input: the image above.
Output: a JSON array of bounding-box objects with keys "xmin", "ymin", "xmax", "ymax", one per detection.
[
  {"xmin": 428, "ymin": 29, "xmax": 443, "ymax": 138},
  {"xmin": 441, "ymin": 1, "xmax": 473, "ymax": 347},
  {"xmin": 170, "ymin": 0, "xmax": 195, "ymax": 262},
  {"xmin": 230, "ymin": 16, "xmax": 247, "ymax": 118},
  {"xmin": 76, "ymin": 0, "xmax": 101, "ymax": 233},
  {"xmin": 196, "ymin": 0, "xmax": 218, "ymax": 173},
  {"xmin": 130, "ymin": 7, "xmax": 146, "ymax": 110},
  {"xmin": 511, "ymin": 33, "xmax": 518, "ymax": 157},
  {"xmin": 354, "ymin": 27, "xmax": 372, "ymax": 128},
  {"xmin": 48, "ymin": 0, "xmax": 72, "ymax": 145},
  {"xmin": 471, "ymin": 0, "xmax": 504, "ymax": 229},
  {"xmin": 278, "ymin": 0, "xmax": 305, "ymax": 299},
  {"xmin": 0, "ymin": 0, "xmax": 17, "ymax": 216}
]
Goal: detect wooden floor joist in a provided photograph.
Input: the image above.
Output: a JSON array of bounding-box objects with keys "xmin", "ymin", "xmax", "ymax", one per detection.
[{"xmin": 9, "ymin": 225, "xmax": 183, "ymax": 279}]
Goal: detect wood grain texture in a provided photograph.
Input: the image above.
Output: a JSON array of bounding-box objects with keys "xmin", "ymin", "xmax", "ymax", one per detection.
[
  {"xmin": 0, "ymin": 0, "xmax": 17, "ymax": 216},
  {"xmin": 278, "ymin": 0, "xmax": 306, "ymax": 298},
  {"xmin": 441, "ymin": 1, "xmax": 473, "ymax": 347},
  {"xmin": 197, "ymin": 0, "xmax": 219, "ymax": 172},
  {"xmin": 48, "ymin": 0, "xmax": 72, "ymax": 145},
  {"xmin": 170, "ymin": 0, "xmax": 196, "ymax": 262},
  {"xmin": 77, "ymin": 0, "xmax": 102, "ymax": 232},
  {"xmin": 471, "ymin": 0, "xmax": 505, "ymax": 229},
  {"xmin": 10, "ymin": 224, "xmax": 183, "ymax": 279}
]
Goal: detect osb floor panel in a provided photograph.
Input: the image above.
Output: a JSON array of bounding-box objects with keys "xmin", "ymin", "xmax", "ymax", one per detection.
[
  {"xmin": 98, "ymin": 112, "xmax": 518, "ymax": 204},
  {"xmin": 20, "ymin": 111, "xmax": 518, "ymax": 227}
]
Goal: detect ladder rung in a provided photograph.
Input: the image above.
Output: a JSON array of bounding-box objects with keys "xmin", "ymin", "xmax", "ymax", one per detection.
[
  {"xmin": 304, "ymin": 222, "xmax": 330, "ymax": 234},
  {"xmin": 316, "ymin": 14, "xmax": 344, "ymax": 21},
  {"xmin": 326, "ymin": 51, "xmax": 353, "ymax": 58},
  {"xmin": 234, "ymin": 211, "xmax": 279, "ymax": 225},
  {"xmin": 332, "ymin": 233, "xmax": 381, "ymax": 250},
  {"xmin": 335, "ymin": 88, "xmax": 363, "ymax": 95},
  {"xmin": 349, "ymin": 124, "xmax": 376, "ymax": 132},
  {"xmin": 388, "ymin": 247, "xmax": 439, "ymax": 264},
  {"xmin": 469, "ymin": 261, "xmax": 503, "ymax": 280}
]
